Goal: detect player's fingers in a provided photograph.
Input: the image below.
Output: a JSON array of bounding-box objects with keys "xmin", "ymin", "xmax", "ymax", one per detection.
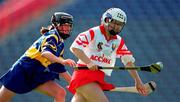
[
  {"xmin": 71, "ymin": 62, "xmax": 76, "ymax": 67},
  {"xmin": 89, "ymin": 65, "xmax": 98, "ymax": 71},
  {"xmin": 67, "ymin": 60, "xmax": 75, "ymax": 67},
  {"xmin": 137, "ymin": 87, "xmax": 148, "ymax": 96},
  {"xmin": 89, "ymin": 66, "xmax": 95, "ymax": 70},
  {"xmin": 95, "ymin": 65, "xmax": 99, "ymax": 70},
  {"xmin": 72, "ymin": 61, "xmax": 76, "ymax": 67},
  {"xmin": 65, "ymin": 59, "xmax": 76, "ymax": 67},
  {"xmin": 93, "ymin": 65, "xmax": 99, "ymax": 70},
  {"xmin": 69, "ymin": 62, "xmax": 75, "ymax": 67},
  {"xmin": 137, "ymin": 88, "xmax": 143, "ymax": 95}
]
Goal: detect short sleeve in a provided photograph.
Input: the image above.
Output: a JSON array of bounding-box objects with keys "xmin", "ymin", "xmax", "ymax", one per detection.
[
  {"xmin": 41, "ymin": 34, "xmax": 58, "ymax": 54},
  {"xmin": 116, "ymin": 38, "xmax": 132, "ymax": 57},
  {"xmin": 70, "ymin": 29, "xmax": 94, "ymax": 51},
  {"xmin": 116, "ymin": 38, "xmax": 135, "ymax": 65}
]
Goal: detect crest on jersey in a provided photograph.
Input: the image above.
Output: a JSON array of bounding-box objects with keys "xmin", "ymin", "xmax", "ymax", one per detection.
[
  {"xmin": 111, "ymin": 43, "xmax": 116, "ymax": 51},
  {"xmin": 97, "ymin": 42, "xmax": 103, "ymax": 52}
]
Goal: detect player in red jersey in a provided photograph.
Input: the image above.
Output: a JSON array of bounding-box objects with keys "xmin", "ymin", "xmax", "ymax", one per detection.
[{"xmin": 68, "ymin": 8, "xmax": 148, "ymax": 102}]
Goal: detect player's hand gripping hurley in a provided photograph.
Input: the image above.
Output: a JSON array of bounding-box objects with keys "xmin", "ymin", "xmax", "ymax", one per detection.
[
  {"xmin": 75, "ymin": 62, "xmax": 163, "ymax": 74},
  {"xmin": 106, "ymin": 81, "xmax": 156, "ymax": 95}
]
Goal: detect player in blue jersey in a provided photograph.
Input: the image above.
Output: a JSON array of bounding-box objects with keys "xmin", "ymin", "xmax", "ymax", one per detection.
[{"xmin": 0, "ymin": 12, "xmax": 76, "ymax": 102}]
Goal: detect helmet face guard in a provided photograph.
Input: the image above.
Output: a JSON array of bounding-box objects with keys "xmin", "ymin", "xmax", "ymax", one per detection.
[
  {"xmin": 101, "ymin": 8, "xmax": 127, "ymax": 36},
  {"xmin": 51, "ymin": 12, "xmax": 73, "ymax": 39}
]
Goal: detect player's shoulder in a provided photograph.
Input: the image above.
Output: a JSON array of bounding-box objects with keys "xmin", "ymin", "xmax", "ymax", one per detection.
[
  {"xmin": 81, "ymin": 25, "xmax": 99, "ymax": 33},
  {"xmin": 116, "ymin": 35, "xmax": 123, "ymax": 40},
  {"xmin": 49, "ymin": 29, "xmax": 56, "ymax": 34},
  {"xmin": 79, "ymin": 26, "xmax": 100, "ymax": 39},
  {"xmin": 48, "ymin": 29, "xmax": 58, "ymax": 36},
  {"xmin": 115, "ymin": 35, "xmax": 126, "ymax": 45},
  {"xmin": 89, "ymin": 25, "xmax": 101, "ymax": 32},
  {"xmin": 44, "ymin": 29, "xmax": 59, "ymax": 42}
]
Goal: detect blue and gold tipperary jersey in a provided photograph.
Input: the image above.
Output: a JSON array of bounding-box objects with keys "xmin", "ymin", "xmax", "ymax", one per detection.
[{"xmin": 23, "ymin": 29, "xmax": 64, "ymax": 67}]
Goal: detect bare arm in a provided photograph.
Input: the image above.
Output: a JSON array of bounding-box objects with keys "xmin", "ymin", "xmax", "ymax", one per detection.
[
  {"xmin": 125, "ymin": 62, "xmax": 142, "ymax": 82},
  {"xmin": 71, "ymin": 48, "xmax": 91, "ymax": 64},
  {"xmin": 42, "ymin": 51, "xmax": 64, "ymax": 63},
  {"xmin": 41, "ymin": 51, "xmax": 76, "ymax": 67},
  {"xmin": 125, "ymin": 62, "xmax": 148, "ymax": 96},
  {"xmin": 71, "ymin": 48, "xmax": 98, "ymax": 70}
]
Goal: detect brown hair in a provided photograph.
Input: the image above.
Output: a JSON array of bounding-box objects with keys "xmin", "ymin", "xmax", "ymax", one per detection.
[{"xmin": 40, "ymin": 25, "xmax": 55, "ymax": 35}]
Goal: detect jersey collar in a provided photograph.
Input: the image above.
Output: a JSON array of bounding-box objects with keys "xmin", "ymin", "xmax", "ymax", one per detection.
[{"xmin": 99, "ymin": 24, "xmax": 117, "ymax": 41}]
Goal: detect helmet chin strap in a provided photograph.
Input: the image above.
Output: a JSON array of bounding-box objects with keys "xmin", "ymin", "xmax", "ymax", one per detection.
[
  {"xmin": 108, "ymin": 23, "xmax": 125, "ymax": 36},
  {"xmin": 59, "ymin": 32, "xmax": 70, "ymax": 39},
  {"xmin": 107, "ymin": 23, "xmax": 120, "ymax": 36},
  {"xmin": 109, "ymin": 30, "xmax": 118, "ymax": 36}
]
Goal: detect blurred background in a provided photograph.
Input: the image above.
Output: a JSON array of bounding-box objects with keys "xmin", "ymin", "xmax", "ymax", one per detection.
[{"xmin": 0, "ymin": 0, "xmax": 180, "ymax": 102}]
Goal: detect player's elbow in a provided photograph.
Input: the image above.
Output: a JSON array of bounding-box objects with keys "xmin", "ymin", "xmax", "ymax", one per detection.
[
  {"xmin": 41, "ymin": 51, "xmax": 52, "ymax": 58},
  {"xmin": 70, "ymin": 47, "xmax": 80, "ymax": 53}
]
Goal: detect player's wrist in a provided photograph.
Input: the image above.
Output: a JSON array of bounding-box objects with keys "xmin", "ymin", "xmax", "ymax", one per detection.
[
  {"xmin": 135, "ymin": 78, "xmax": 142, "ymax": 84},
  {"xmin": 87, "ymin": 61, "xmax": 94, "ymax": 68}
]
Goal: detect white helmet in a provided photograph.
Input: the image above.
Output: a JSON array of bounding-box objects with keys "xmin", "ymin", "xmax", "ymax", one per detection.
[{"xmin": 101, "ymin": 8, "xmax": 127, "ymax": 25}]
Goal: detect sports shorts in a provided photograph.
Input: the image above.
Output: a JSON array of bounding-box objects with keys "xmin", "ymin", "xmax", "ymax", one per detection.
[
  {"xmin": 67, "ymin": 69, "xmax": 115, "ymax": 94},
  {"xmin": 0, "ymin": 57, "xmax": 66, "ymax": 94}
]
